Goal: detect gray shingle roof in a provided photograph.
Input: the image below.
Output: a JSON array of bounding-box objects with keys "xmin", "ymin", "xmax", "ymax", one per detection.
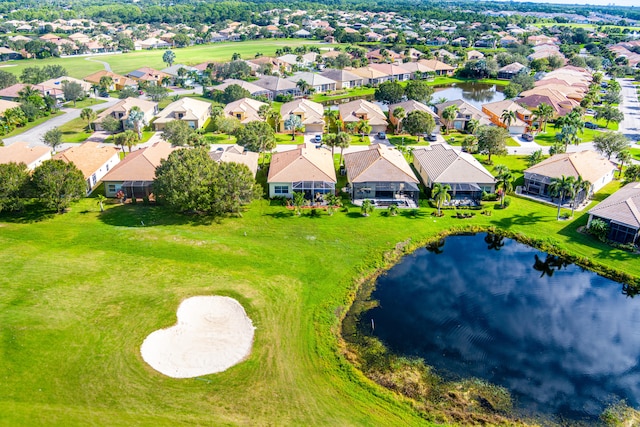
[{"xmin": 588, "ymin": 182, "xmax": 640, "ymax": 229}]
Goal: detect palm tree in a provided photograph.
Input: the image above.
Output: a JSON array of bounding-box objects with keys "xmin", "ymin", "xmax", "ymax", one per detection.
[
  {"xmin": 292, "ymin": 191, "xmax": 306, "ymax": 216},
  {"xmin": 533, "ymin": 103, "xmax": 554, "ymax": 132},
  {"xmin": 266, "ymin": 109, "xmax": 281, "ymax": 132},
  {"xmin": 442, "ymin": 105, "xmax": 458, "ymax": 134},
  {"xmin": 96, "ymin": 194, "xmax": 106, "ymax": 212},
  {"xmin": 501, "ymin": 109, "xmax": 517, "ymax": 129},
  {"xmin": 431, "ymin": 183, "xmax": 451, "ymax": 216},
  {"xmin": 296, "ymin": 79, "xmax": 310, "ymax": 96},
  {"xmin": 18, "ymin": 85, "xmax": 39, "ymax": 103},
  {"xmin": 336, "ymin": 131, "xmax": 350, "ymax": 165},
  {"xmin": 392, "ymin": 107, "xmax": 405, "ymax": 134},
  {"xmin": 548, "ymin": 175, "xmax": 575, "ymax": 220},
  {"xmin": 258, "ymin": 104, "xmax": 272, "ymax": 121},
  {"xmin": 284, "ymin": 114, "xmax": 303, "ymax": 141},
  {"xmin": 324, "ymin": 109, "xmax": 339, "ymax": 133},
  {"xmin": 466, "ymin": 118, "xmax": 480, "ymax": 135},
  {"xmin": 80, "ymin": 108, "xmax": 97, "ymax": 131},
  {"xmin": 388, "ymin": 203, "xmax": 399, "ymax": 216},
  {"xmin": 571, "ymin": 175, "xmax": 591, "ymax": 216},
  {"xmin": 496, "ymin": 168, "xmax": 514, "ymax": 208},
  {"xmin": 99, "ymin": 76, "xmax": 113, "ymax": 92},
  {"xmin": 361, "ymin": 199, "xmax": 374, "ymax": 216},
  {"xmin": 526, "ymin": 149, "xmax": 544, "ymax": 167},
  {"xmin": 616, "ymin": 150, "xmax": 632, "ymax": 178},
  {"xmin": 126, "ymin": 106, "xmax": 145, "ymax": 139},
  {"xmin": 356, "ymin": 119, "xmax": 371, "ymax": 142},
  {"xmin": 325, "ymin": 193, "xmax": 341, "ymax": 216}
]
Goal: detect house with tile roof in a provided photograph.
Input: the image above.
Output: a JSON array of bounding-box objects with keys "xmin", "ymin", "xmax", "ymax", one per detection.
[
  {"xmin": 523, "ymin": 150, "xmax": 617, "ymax": 204},
  {"xmin": 279, "ymin": 99, "xmax": 325, "ymax": 134},
  {"xmin": 482, "ymin": 100, "xmax": 532, "ymax": 134},
  {"xmin": 252, "ymin": 76, "xmax": 300, "ymax": 99},
  {"xmin": 209, "ymin": 145, "xmax": 259, "ymax": 177},
  {"xmin": 154, "ymin": 97, "xmax": 212, "ymax": 131},
  {"xmin": 286, "ymin": 72, "xmax": 337, "ymax": 93},
  {"xmin": 212, "ymin": 79, "xmax": 273, "ymax": 100},
  {"xmin": 0, "ymin": 99, "xmax": 20, "ymax": 115},
  {"xmin": 94, "ymin": 97, "xmax": 158, "ymax": 131},
  {"xmin": 343, "ymin": 144, "xmax": 419, "ymax": 207},
  {"xmin": 39, "ymin": 76, "xmax": 92, "ymax": 96},
  {"xmin": 54, "ymin": 142, "xmax": 120, "ymax": 192},
  {"xmin": 368, "ymin": 63, "xmax": 412, "ymax": 82},
  {"xmin": 223, "ymin": 98, "xmax": 268, "ymax": 124},
  {"xmin": 0, "ymin": 142, "xmax": 51, "ymax": 171},
  {"xmin": 497, "ymin": 62, "xmax": 527, "ymax": 80},
  {"xmin": 388, "ymin": 100, "xmax": 440, "ymax": 132},
  {"xmin": 102, "ymin": 141, "xmax": 178, "ymax": 198},
  {"xmin": 318, "ymin": 69, "xmax": 363, "ymax": 90},
  {"xmin": 344, "ymin": 66, "xmax": 391, "ymax": 86},
  {"xmin": 412, "ymin": 144, "xmax": 495, "ymax": 201},
  {"xmin": 338, "ymin": 99, "xmax": 388, "ymax": 134},
  {"xmin": 83, "ymin": 70, "xmax": 137, "ymax": 91},
  {"xmin": 434, "ymin": 99, "xmax": 491, "ymax": 131},
  {"xmin": 267, "ymin": 143, "xmax": 336, "ymax": 199},
  {"xmin": 587, "ymin": 182, "xmax": 640, "ymax": 245},
  {"xmin": 126, "ymin": 67, "xmax": 171, "ymax": 86},
  {"xmin": 517, "ymin": 88, "xmax": 579, "ymax": 117},
  {"xmin": 417, "ymin": 59, "xmax": 456, "ymax": 76}
]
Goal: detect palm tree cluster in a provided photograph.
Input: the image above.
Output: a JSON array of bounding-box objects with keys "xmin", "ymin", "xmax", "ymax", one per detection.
[{"xmin": 548, "ymin": 175, "xmax": 591, "ymax": 220}]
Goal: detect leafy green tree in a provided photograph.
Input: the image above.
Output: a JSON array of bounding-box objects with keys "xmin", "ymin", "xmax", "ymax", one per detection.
[
  {"xmin": 511, "ymin": 73, "xmax": 535, "ymax": 91},
  {"xmin": 374, "ymin": 80, "xmax": 404, "ymax": 104},
  {"xmin": 235, "ymin": 120, "xmax": 276, "ymax": 155},
  {"xmin": 402, "ymin": 110, "xmax": 436, "ymax": 140},
  {"xmin": 119, "ymin": 87, "xmax": 140, "ymax": 99},
  {"xmin": 502, "ymin": 83, "xmax": 522, "ymax": 99},
  {"xmin": 0, "ymin": 162, "xmax": 30, "ymax": 212},
  {"xmin": 31, "ymin": 159, "xmax": 86, "ymax": 213},
  {"xmin": 173, "ymin": 33, "xmax": 191, "ymax": 48},
  {"xmin": 593, "ymin": 132, "xmax": 629, "ymax": 160},
  {"xmin": 163, "ymin": 50, "xmax": 176, "ymax": 67},
  {"xmin": 62, "ymin": 81, "xmax": 84, "ymax": 106},
  {"xmin": 214, "ymin": 84, "xmax": 251, "ymax": 104},
  {"xmin": 212, "ymin": 161, "xmax": 262, "ymax": 216},
  {"xmin": 216, "ymin": 116, "xmax": 241, "ymax": 137},
  {"xmin": 101, "ymin": 115, "xmax": 122, "ymax": 134},
  {"xmin": 146, "ymin": 85, "xmax": 169, "ymax": 102},
  {"xmin": 392, "ymin": 107, "xmax": 405, "ymax": 133},
  {"xmin": 283, "ymin": 114, "xmax": 303, "ymax": 140},
  {"xmin": 527, "ymin": 149, "xmax": 544, "ymax": 167},
  {"xmin": 431, "ymin": 183, "xmax": 451, "ymax": 216},
  {"xmin": 404, "ymin": 80, "xmax": 433, "ymax": 103},
  {"xmin": 595, "ymin": 105, "xmax": 624, "ymax": 129},
  {"xmin": 0, "ymin": 70, "xmax": 18, "ymax": 90},
  {"xmin": 80, "ymin": 108, "xmax": 97, "ymax": 131},
  {"xmin": 361, "ymin": 199, "xmax": 374, "ymax": 217},
  {"xmin": 616, "ymin": 150, "xmax": 632, "ymax": 179},
  {"xmin": 161, "ymin": 120, "xmax": 196, "ymax": 147},
  {"xmin": 42, "ymin": 127, "xmax": 63, "ymax": 153},
  {"xmin": 477, "ymin": 125, "xmax": 508, "ymax": 163},
  {"xmin": 624, "ymin": 164, "xmax": 640, "ymax": 184},
  {"xmin": 548, "ymin": 175, "xmax": 575, "ymax": 220}
]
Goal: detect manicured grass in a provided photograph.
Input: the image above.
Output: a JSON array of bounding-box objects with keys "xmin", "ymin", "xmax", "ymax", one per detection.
[
  {"xmin": 204, "ymin": 133, "xmax": 237, "ymax": 144},
  {"xmin": 475, "ymin": 153, "xmax": 531, "ymax": 186},
  {"xmin": 63, "ymin": 97, "xmax": 107, "ymax": 109},
  {"xmin": 1, "ymin": 169, "xmax": 638, "ymax": 425},
  {"xmin": 275, "ymin": 133, "xmax": 304, "ymax": 144},
  {"xmin": 506, "ymin": 137, "xmax": 521, "ymax": 147},
  {"xmin": 1, "ymin": 39, "xmax": 334, "ymax": 79},
  {"xmin": 349, "ymin": 134, "xmax": 371, "ymax": 145},
  {"xmin": 630, "ymin": 147, "xmax": 640, "ymax": 161},
  {"xmin": 59, "ymin": 116, "xmax": 92, "ymax": 143},
  {"xmin": 440, "ymin": 131, "xmax": 466, "ymax": 145},
  {"xmin": 534, "ymin": 125, "xmax": 600, "ymax": 146},
  {"xmin": 104, "ymin": 131, "xmax": 155, "ymax": 145},
  {"xmin": 1, "ymin": 111, "xmax": 63, "ymax": 139},
  {"xmin": 389, "ymin": 134, "xmax": 429, "ymax": 146}
]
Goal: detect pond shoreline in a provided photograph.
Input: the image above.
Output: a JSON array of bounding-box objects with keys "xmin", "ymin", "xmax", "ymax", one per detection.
[{"xmin": 337, "ymin": 225, "xmax": 640, "ymax": 426}]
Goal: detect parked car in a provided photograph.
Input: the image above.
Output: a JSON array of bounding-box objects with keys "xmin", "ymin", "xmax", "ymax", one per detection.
[
  {"xmin": 585, "ymin": 122, "xmax": 598, "ymax": 129},
  {"xmin": 314, "ymin": 134, "xmax": 322, "ymax": 143},
  {"xmin": 426, "ymin": 133, "xmax": 438, "ymax": 141},
  {"xmin": 585, "ymin": 109, "xmax": 595, "ymax": 115},
  {"xmin": 376, "ymin": 131, "xmax": 386, "ymax": 140},
  {"xmin": 522, "ymin": 133, "xmax": 534, "ymax": 141}
]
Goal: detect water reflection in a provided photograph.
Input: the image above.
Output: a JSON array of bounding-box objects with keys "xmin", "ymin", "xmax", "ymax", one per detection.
[
  {"xmin": 362, "ymin": 234, "xmax": 640, "ymax": 422},
  {"xmin": 434, "ymin": 82, "xmax": 505, "ymax": 109}
]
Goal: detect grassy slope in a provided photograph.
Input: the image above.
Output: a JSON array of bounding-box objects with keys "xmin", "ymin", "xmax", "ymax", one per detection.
[
  {"xmin": 0, "ymin": 168, "xmax": 638, "ymax": 426},
  {"xmin": 1, "ymin": 39, "xmax": 329, "ymax": 79}
]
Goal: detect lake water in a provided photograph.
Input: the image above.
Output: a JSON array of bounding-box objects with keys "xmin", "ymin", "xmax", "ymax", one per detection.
[
  {"xmin": 433, "ymin": 82, "xmax": 505, "ymax": 109},
  {"xmin": 359, "ymin": 233, "xmax": 640, "ymax": 422}
]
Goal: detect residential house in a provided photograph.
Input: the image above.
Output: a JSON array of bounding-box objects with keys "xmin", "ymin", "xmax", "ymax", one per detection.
[
  {"xmin": 267, "ymin": 143, "xmax": 336, "ymax": 199},
  {"xmin": 253, "ymin": 76, "xmax": 301, "ymax": 99},
  {"xmin": 412, "ymin": 144, "xmax": 495, "ymax": 201},
  {"xmin": 0, "ymin": 83, "xmax": 64, "ymax": 102},
  {"xmin": 247, "ymin": 57, "xmax": 292, "ymax": 75},
  {"xmin": 344, "ymin": 66, "xmax": 391, "ymax": 86},
  {"xmin": 161, "ymin": 64, "xmax": 199, "ymax": 85},
  {"xmin": 154, "ymin": 97, "xmax": 212, "ymax": 131},
  {"xmin": 278, "ymin": 52, "xmax": 318, "ymax": 68},
  {"xmin": 482, "ymin": 100, "xmax": 532, "ymax": 134},
  {"xmin": 223, "ymin": 97, "xmax": 268, "ymax": 124},
  {"xmin": 213, "ymin": 79, "xmax": 273, "ymax": 100},
  {"xmin": 39, "ymin": 76, "xmax": 92, "ymax": 97},
  {"xmin": 279, "ymin": 99, "xmax": 325, "ymax": 134},
  {"xmin": 587, "ymin": 182, "xmax": 640, "ymax": 245},
  {"xmin": 528, "ymin": 44, "xmax": 565, "ymax": 62},
  {"xmin": 366, "ymin": 49, "xmax": 403, "ymax": 63},
  {"xmin": 0, "ymin": 141, "xmax": 51, "ymax": 171},
  {"xmin": 467, "ymin": 50, "xmax": 485, "ymax": 60},
  {"xmin": 368, "ymin": 63, "xmax": 411, "ymax": 82},
  {"xmin": 209, "ymin": 145, "xmax": 259, "ymax": 177},
  {"xmin": 497, "ymin": 62, "xmax": 527, "ymax": 80},
  {"xmin": 338, "ymin": 99, "xmax": 388, "ymax": 134},
  {"xmin": 343, "ymin": 144, "xmax": 420, "ymax": 207},
  {"xmin": 474, "ymin": 38, "xmax": 495, "ymax": 48},
  {"xmin": 523, "ymin": 150, "xmax": 617, "ymax": 203},
  {"xmin": 102, "ymin": 141, "xmax": 178, "ymax": 198},
  {"xmin": 517, "ymin": 88, "xmax": 580, "ymax": 117},
  {"xmin": 417, "ymin": 59, "xmax": 456, "ymax": 76},
  {"xmin": 0, "ymin": 99, "xmax": 20, "ymax": 115},
  {"xmin": 400, "ymin": 62, "xmax": 436, "ymax": 79},
  {"xmin": 53, "ymin": 141, "xmax": 120, "ymax": 192},
  {"xmin": 126, "ymin": 67, "xmax": 171, "ymax": 86},
  {"xmin": 286, "ymin": 72, "xmax": 337, "ymax": 94},
  {"xmin": 500, "ymin": 35, "xmax": 520, "ymax": 47},
  {"xmin": 84, "ymin": 70, "xmax": 137, "ymax": 91},
  {"xmin": 0, "ymin": 47, "xmax": 23, "ymax": 61},
  {"xmin": 94, "ymin": 97, "xmax": 158, "ymax": 131},
  {"xmin": 318, "ymin": 69, "xmax": 363, "ymax": 90},
  {"xmin": 451, "ymin": 37, "xmax": 469, "ymax": 47},
  {"xmin": 388, "ymin": 100, "xmax": 440, "ymax": 131},
  {"xmin": 138, "ymin": 37, "xmax": 172, "ymax": 49},
  {"xmin": 434, "ymin": 99, "xmax": 491, "ymax": 131}
]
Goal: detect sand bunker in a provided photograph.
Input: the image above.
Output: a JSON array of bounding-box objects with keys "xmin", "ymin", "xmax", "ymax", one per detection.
[{"xmin": 140, "ymin": 296, "xmax": 255, "ymax": 378}]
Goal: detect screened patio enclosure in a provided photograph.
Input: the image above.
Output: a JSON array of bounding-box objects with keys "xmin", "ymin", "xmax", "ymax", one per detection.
[
  {"xmin": 121, "ymin": 181, "xmax": 153, "ymax": 199},
  {"xmin": 292, "ymin": 180, "xmax": 335, "ymax": 200},
  {"xmin": 447, "ymin": 183, "xmax": 483, "ymax": 199},
  {"xmin": 351, "ymin": 181, "xmax": 419, "ymax": 202}
]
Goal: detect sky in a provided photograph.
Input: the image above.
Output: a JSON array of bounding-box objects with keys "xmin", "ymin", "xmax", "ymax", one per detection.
[{"xmin": 505, "ymin": 0, "xmax": 637, "ymax": 7}]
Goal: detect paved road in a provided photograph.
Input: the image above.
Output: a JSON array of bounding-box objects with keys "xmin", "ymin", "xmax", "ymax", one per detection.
[
  {"xmin": 619, "ymin": 78, "xmax": 640, "ymax": 144},
  {"xmin": 84, "ymin": 57, "xmax": 112, "ymax": 72},
  {"xmin": 4, "ymin": 97, "xmax": 120, "ymax": 150}
]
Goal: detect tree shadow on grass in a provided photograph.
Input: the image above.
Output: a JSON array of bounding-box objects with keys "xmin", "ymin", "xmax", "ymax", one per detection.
[
  {"xmin": 490, "ymin": 211, "xmax": 550, "ymax": 229},
  {"xmin": 0, "ymin": 202, "xmax": 56, "ymax": 223},
  {"xmin": 99, "ymin": 204, "xmax": 218, "ymax": 227},
  {"xmin": 399, "ymin": 209, "xmax": 426, "ymax": 219}
]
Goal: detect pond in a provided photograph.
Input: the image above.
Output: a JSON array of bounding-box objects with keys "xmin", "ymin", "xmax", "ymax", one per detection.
[
  {"xmin": 433, "ymin": 82, "xmax": 505, "ymax": 109},
  {"xmin": 358, "ymin": 233, "xmax": 640, "ymax": 423}
]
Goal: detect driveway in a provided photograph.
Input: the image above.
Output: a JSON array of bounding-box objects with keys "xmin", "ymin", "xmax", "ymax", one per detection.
[
  {"xmin": 619, "ymin": 78, "xmax": 640, "ymax": 143},
  {"xmin": 4, "ymin": 97, "xmax": 120, "ymax": 149}
]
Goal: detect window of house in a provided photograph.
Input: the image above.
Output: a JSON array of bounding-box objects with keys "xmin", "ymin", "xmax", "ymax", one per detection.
[
  {"xmin": 274, "ymin": 186, "xmax": 288, "ymax": 194},
  {"xmin": 108, "ymin": 184, "xmax": 116, "ymax": 192},
  {"xmin": 91, "ymin": 174, "xmax": 97, "ymax": 185},
  {"xmin": 236, "ymin": 113, "xmax": 242, "ymax": 119},
  {"xmin": 106, "ymin": 164, "xmax": 109, "ymax": 172}
]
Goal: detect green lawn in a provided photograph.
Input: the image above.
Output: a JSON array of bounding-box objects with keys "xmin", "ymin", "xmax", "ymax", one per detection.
[
  {"xmin": 63, "ymin": 97, "xmax": 107, "ymax": 109},
  {"xmin": 1, "ymin": 111, "xmax": 64, "ymax": 139},
  {"xmin": 534, "ymin": 125, "xmax": 601, "ymax": 146},
  {"xmin": 475, "ymin": 153, "xmax": 531, "ymax": 186},
  {"xmin": 1, "ymin": 39, "xmax": 331, "ymax": 79},
  {"xmin": 389, "ymin": 134, "xmax": 429, "ymax": 146},
  {"xmin": 275, "ymin": 133, "xmax": 305, "ymax": 144},
  {"xmin": 204, "ymin": 133, "xmax": 238, "ymax": 144},
  {"xmin": 1, "ymin": 170, "xmax": 639, "ymax": 425},
  {"xmin": 104, "ymin": 131, "xmax": 155, "ymax": 145},
  {"xmin": 349, "ymin": 134, "xmax": 371, "ymax": 145},
  {"xmin": 59, "ymin": 116, "xmax": 92, "ymax": 143},
  {"xmin": 630, "ymin": 147, "xmax": 640, "ymax": 161}
]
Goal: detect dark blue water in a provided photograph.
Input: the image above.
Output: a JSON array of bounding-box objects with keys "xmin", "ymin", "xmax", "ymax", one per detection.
[{"xmin": 361, "ymin": 234, "xmax": 640, "ymax": 422}]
